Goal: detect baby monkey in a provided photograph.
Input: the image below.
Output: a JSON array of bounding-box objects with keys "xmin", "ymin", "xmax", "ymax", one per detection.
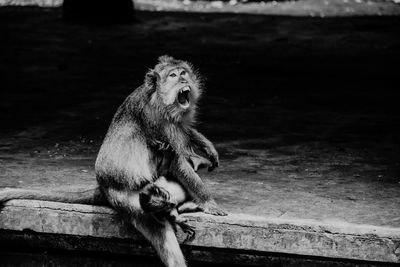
[
  {"xmin": 140, "ymin": 176, "xmax": 199, "ymax": 242},
  {"xmin": 140, "ymin": 151, "xmax": 212, "ymax": 242}
]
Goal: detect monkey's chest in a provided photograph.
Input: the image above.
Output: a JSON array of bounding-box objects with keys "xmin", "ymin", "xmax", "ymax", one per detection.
[{"xmin": 150, "ymin": 140, "xmax": 174, "ymax": 177}]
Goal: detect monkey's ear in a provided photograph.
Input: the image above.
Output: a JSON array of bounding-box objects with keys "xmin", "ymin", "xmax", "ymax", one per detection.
[
  {"xmin": 158, "ymin": 55, "xmax": 175, "ymax": 63},
  {"xmin": 144, "ymin": 70, "xmax": 160, "ymax": 90}
]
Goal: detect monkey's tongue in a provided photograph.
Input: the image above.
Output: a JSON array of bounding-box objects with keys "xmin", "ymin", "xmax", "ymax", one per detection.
[{"xmin": 178, "ymin": 90, "xmax": 190, "ymax": 107}]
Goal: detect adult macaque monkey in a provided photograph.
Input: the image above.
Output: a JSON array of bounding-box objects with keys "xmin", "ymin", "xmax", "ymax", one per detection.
[
  {"xmin": 95, "ymin": 55, "xmax": 226, "ymax": 266},
  {"xmin": 0, "ymin": 56, "xmax": 226, "ymax": 267}
]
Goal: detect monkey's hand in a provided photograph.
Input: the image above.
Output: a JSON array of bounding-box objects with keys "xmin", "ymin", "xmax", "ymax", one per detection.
[
  {"xmin": 170, "ymin": 209, "xmax": 196, "ymax": 242},
  {"xmin": 189, "ymin": 153, "xmax": 212, "ymax": 172},
  {"xmin": 205, "ymin": 145, "xmax": 219, "ymax": 172},
  {"xmin": 199, "ymin": 200, "xmax": 227, "ymax": 216},
  {"xmin": 188, "ymin": 129, "xmax": 219, "ymax": 172},
  {"xmin": 176, "ymin": 217, "xmax": 196, "ymax": 243}
]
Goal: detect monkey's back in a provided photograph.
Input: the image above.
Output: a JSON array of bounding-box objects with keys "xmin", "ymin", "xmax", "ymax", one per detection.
[{"xmin": 95, "ymin": 89, "xmax": 159, "ymax": 191}]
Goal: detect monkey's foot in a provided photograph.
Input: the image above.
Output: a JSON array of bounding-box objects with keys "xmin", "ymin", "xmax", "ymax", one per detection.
[
  {"xmin": 200, "ymin": 201, "xmax": 227, "ymax": 216},
  {"xmin": 178, "ymin": 221, "xmax": 196, "ymax": 243}
]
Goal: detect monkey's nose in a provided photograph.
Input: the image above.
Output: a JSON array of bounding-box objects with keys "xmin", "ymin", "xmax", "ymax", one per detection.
[{"xmin": 179, "ymin": 78, "xmax": 188, "ymax": 83}]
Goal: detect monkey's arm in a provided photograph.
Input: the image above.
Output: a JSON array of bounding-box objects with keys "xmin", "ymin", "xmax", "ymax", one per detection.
[
  {"xmin": 188, "ymin": 129, "xmax": 219, "ymax": 171},
  {"xmin": 171, "ymin": 155, "xmax": 226, "ymax": 216}
]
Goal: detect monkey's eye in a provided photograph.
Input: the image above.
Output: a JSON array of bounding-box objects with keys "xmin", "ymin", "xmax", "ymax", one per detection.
[
  {"xmin": 169, "ymin": 73, "xmax": 177, "ymax": 78},
  {"xmin": 180, "ymin": 70, "xmax": 186, "ymax": 76}
]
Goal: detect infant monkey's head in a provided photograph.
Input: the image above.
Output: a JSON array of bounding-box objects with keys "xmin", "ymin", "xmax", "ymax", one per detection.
[{"xmin": 139, "ymin": 183, "xmax": 177, "ymax": 213}]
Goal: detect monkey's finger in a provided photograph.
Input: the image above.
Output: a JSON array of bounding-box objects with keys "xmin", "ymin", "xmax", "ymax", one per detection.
[
  {"xmin": 217, "ymin": 210, "xmax": 228, "ymax": 216},
  {"xmin": 213, "ymin": 206, "xmax": 228, "ymax": 216},
  {"xmin": 207, "ymin": 154, "xmax": 219, "ymax": 169},
  {"xmin": 190, "ymin": 155, "xmax": 212, "ymax": 172},
  {"xmin": 215, "ymin": 210, "xmax": 228, "ymax": 216},
  {"xmin": 203, "ymin": 206, "xmax": 228, "ymax": 216},
  {"xmin": 187, "ymin": 231, "xmax": 195, "ymax": 242},
  {"xmin": 183, "ymin": 228, "xmax": 196, "ymax": 243},
  {"xmin": 208, "ymin": 161, "xmax": 218, "ymax": 172}
]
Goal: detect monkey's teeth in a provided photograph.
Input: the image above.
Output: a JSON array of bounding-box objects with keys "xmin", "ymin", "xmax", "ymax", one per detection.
[
  {"xmin": 178, "ymin": 87, "xmax": 191, "ymax": 108},
  {"xmin": 180, "ymin": 86, "xmax": 191, "ymax": 93}
]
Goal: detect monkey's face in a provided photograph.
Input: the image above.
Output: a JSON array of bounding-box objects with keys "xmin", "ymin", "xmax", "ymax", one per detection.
[
  {"xmin": 139, "ymin": 184, "xmax": 177, "ymax": 213},
  {"xmin": 158, "ymin": 67, "xmax": 200, "ymax": 112}
]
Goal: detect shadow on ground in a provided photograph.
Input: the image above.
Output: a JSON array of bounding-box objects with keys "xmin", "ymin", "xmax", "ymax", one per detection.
[{"xmin": 0, "ymin": 7, "xmax": 399, "ymax": 227}]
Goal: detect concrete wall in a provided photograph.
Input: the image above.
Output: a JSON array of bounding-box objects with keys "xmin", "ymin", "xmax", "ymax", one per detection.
[{"xmin": 1, "ymin": 200, "xmax": 399, "ymax": 265}]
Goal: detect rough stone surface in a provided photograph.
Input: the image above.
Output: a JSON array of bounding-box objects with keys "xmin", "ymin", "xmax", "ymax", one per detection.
[{"xmin": 1, "ymin": 200, "xmax": 399, "ymax": 264}]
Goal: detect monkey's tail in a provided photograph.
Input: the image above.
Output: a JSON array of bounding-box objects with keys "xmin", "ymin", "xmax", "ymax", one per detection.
[{"xmin": 0, "ymin": 186, "xmax": 107, "ymax": 205}]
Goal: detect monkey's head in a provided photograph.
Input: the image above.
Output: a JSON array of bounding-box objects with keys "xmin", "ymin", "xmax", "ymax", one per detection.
[
  {"xmin": 145, "ymin": 55, "xmax": 202, "ymax": 124},
  {"xmin": 139, "ymin": 183, "xmax": 177, "ymax": 214}
]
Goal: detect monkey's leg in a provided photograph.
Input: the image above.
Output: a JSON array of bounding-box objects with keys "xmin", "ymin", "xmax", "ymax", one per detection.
[
  {"xmin": 177, "ymin": 201, "xmax": 200, "ymax": 214},
  {"xmin": 171, "ymin": 156, "xmax": 227, "ymax": 216},
  {"xmin": 105, "ymin": 188, "xmax": 187, "ymax": 267}
]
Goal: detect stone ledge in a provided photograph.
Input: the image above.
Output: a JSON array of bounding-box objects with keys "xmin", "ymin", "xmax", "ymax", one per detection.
[{"xmin": 0, "ymin": 200, "xmax": 399, "ymax": 264}]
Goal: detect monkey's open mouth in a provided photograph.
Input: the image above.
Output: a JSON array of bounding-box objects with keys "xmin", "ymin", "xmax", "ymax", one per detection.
[{"xmin": 177, "ymin": 86, "xmax": 191, "ymax": 108}]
